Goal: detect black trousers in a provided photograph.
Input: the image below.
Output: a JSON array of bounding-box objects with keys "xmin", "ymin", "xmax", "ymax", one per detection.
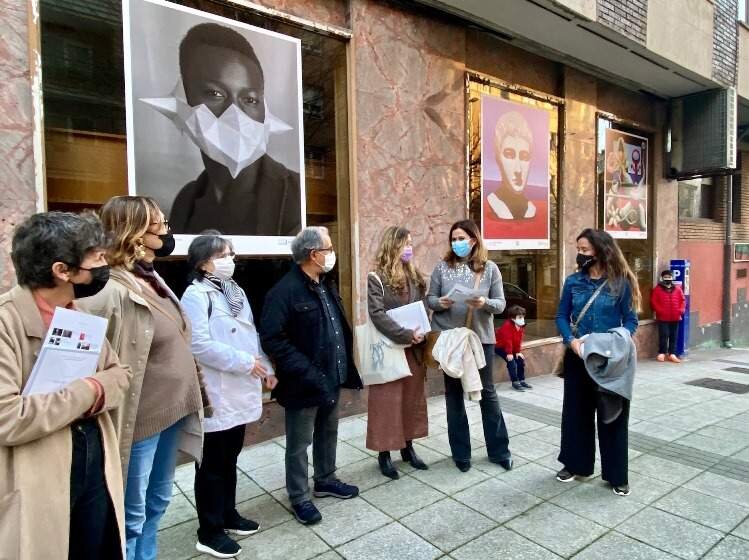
[
  {"xmin": 658, "ymin": 321, "xmax": 679, "ymax": 355},
  {"xmin": 69, "ymin": 418, "xmax": 120, "ymax": 560},
  {"xmin": 444, "ymin": 344, "xmax": 511, "ymax": 463},
  {"xmin": 558, "ymin": 350, "xmax": 630, "ymax": 487},
  {"xmin": 194, "ymin": 424, "xmax": 247, "ymax": 540}
]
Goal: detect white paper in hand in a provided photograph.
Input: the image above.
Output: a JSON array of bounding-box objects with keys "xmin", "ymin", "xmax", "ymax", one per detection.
[
  {"xmin": 445, "ymin": 284, "xmax": 483, "ymax": 304},
  {"xmin": 23, "ymin": 307, "xmax": 108, "ymax": 397},
  {"xmin": 386, "ymin": 301, "xmax": 431, "ymax": 334}
]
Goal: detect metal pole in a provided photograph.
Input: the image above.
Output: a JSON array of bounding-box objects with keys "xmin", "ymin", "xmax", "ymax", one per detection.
[{"xmin": 722, "ymin": 174, "xmax": 733, "ymax": 347}]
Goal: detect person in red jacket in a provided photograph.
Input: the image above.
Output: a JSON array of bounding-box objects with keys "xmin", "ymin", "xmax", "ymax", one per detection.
[
  {"xmin": 650, "ymin": 269, "xmax": 686, "ymax": 363},
  {"xmin": 494, "ymin": 305, "xmax": 531, "ymax": 391}
]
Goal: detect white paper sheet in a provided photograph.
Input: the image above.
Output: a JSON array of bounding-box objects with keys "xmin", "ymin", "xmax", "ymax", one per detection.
[
  {"xmin": 23, "ymin": 307, "xmax": 108, "ymax": 397},
  {"xmin": 386, "ymin": 301, "xmax": 431, "ymax": 334},
  {"xmin": 445, "ymin": 284, "xmax": 483, "ymax": 304}
]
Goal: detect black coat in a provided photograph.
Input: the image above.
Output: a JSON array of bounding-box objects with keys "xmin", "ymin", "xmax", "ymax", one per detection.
[{"xmin": 260, "ymin": 264, "xmax": 362, "ymax": 409}]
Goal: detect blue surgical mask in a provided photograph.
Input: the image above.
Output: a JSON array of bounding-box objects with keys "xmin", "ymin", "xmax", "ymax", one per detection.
[{"xmin": 451, "ymin": 239, "xmax": 472, "ymax": 258}]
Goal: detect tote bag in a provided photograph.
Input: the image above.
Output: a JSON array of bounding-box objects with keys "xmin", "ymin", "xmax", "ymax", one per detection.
[{"xmin": 354, "ymin": 272, "xmax": 412, "ymax": 386}]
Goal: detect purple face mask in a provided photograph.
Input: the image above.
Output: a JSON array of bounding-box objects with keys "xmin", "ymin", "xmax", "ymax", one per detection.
[{"xmin": 401, "ymin": 246, "xmax": 414, "ymax": 263}]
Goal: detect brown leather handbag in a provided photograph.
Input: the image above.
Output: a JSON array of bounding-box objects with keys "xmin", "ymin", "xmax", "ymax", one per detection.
[{"xmin": 424, "ymin": 270, "xmax": 482, "ymax": 369}]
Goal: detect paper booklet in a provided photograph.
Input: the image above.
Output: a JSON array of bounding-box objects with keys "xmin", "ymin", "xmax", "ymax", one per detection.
[
  {"xmin": 22, "ymin": 307, "xmax": 108, "ymax": 397},
  {"xmin": 445, "ymin": 284, "xmax": 483, "ymax": 304},
  {"xmin": 386, "ymin": 301, "xmax": 431, "ymax": 335}
]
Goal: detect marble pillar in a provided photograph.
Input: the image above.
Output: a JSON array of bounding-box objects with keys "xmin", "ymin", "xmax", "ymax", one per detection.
[
  {"xmin": 561, "ymin": 68, "xmax": 598, "ymax": 276},
  {"xmin": 350, "ymin": 0, "xmax": 467, "ymax": 321},
  {"xmin": 0, "ymin": 1, "xmax": 38, "ymax": 291},
  {"xmin": 250, "ymin": 0, "xmax": 349, "ymax": 28}
]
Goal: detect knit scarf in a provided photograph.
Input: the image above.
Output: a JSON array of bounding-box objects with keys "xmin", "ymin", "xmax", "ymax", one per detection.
[
  {"xmin": 132, "ymin": 260, "xmax": 169, "ymax": 298},
  {"xmin": 204, "ymin": 272, "xmax": 244, "ymax": 317}
]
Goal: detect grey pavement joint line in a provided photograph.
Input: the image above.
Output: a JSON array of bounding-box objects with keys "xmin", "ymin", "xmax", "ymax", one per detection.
[{"xmin": 498, "ymin": 395, "xmax": 749, "ymax": 484}]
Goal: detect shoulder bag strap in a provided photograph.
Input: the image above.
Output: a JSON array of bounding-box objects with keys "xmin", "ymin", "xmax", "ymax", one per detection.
[
  {"xmin": 368, "ymin": 272, "xmax": 386, "ymax": 297},
  {"xmin": 571, "ymin": 279, "xmax": 608, "ymax": 336},
  {"xmin": 366, "ymin": 272, "xmax": 387, "ymax": 316},
  {"xmin": 464, "ymin": 269, "xmax": 483, "ymax": 330}
]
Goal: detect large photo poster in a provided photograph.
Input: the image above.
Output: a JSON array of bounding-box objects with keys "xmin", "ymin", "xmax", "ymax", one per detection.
[
  {"xmin": 123, "ymin": 0, "xmax": 305, "ymax": 255},
  {"xmin": 603, "ymin": 129, "xmax": 648, "ymax": 239},
  {"xmin": 480, "ymin": 95, "xmax": 550, "ymax": 250}
]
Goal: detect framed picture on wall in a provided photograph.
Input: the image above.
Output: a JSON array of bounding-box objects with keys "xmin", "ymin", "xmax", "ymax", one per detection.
[
  {"xmin": 603, "ymin": 128, "xmax": 648, "ymax": 240},
  {"xmin": 123, "ymin": 0, "xmax": 306, "ymax": 255},
  {"xmin": 480, "ymin": 94, "xmax": 551, "ymax": 250}
]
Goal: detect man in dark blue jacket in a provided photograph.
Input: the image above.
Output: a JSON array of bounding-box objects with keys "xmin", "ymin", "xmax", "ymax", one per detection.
[{"xmin": 260, "ymin": 226, "xmax": 362, "ymax": 525}]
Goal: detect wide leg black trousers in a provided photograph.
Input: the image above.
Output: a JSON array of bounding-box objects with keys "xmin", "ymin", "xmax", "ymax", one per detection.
[{"xmin": 558, "ymin": 350, "xmax": 630, "ymax": 487}]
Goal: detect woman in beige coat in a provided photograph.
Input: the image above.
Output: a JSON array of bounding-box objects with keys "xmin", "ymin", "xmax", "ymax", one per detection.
[
  {"xmin": 78, "ymin": 196, "xmax": 207, "ymax": 560},
  {"xmin": 0, "ymin": 212, "xmax": 131, "ymax": 560}
]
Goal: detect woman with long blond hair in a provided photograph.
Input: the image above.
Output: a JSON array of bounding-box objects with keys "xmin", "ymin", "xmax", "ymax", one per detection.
[
  {"xmin": 426, "ymin": 219, "xmax": 513, "ymax": 473},
  {"xmin": 555, "ymin": 228, "xmax": 640, "ymax": 497},
  {"xmin": 366, "ymin": 226, "xmax": 429, "ymax": 479},
  {"xmin": 77, "ymin": 196, "xmax": 208, "ymax": 560}
]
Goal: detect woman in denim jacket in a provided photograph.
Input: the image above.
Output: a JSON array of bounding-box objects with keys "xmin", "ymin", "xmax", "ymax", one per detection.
[{"xmin": 555, "ymin": 228, "xmax": 639, "ymax": 496}]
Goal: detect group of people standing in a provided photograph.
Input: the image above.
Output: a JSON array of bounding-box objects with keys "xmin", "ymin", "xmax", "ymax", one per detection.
[
  {"xmin": 0, "ymin": 195, "xmax": 643, "ymax": 560},
  {"xmin": 364, "ymin": 221, "xmax": 640, "ymax": 501}
]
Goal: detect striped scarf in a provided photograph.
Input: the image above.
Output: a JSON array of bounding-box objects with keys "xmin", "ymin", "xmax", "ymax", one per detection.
[{"xmin": 204, "ymin": 273, "xmax": 244, "ymax": 317}]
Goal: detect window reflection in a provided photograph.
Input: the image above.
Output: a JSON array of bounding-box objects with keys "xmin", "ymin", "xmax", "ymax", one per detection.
[
  {"xmin": 467, "ymin": 77, "xmax": 561, "ymax": 341},
  {"xmin": 596, "ymin": 116, "xmax": 654, "ymax": 318}
]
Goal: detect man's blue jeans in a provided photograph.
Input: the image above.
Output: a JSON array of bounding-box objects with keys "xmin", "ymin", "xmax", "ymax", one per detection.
[{"xmin": 125, "ymin": 419, "xmax": 183, "ymax": 560}]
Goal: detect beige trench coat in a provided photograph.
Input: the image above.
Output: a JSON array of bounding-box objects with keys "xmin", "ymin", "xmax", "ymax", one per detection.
[
  {"xmin": 0, "ymin": 286, "xmax": 131, "ymax": 560},
  {"xmin": 77, "ymin": 267, "xmax": 204, "ymax": 477}
]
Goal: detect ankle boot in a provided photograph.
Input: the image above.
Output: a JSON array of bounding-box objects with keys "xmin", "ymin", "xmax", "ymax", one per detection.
[
  {"xmin": 378, "ymin": 451, "xmax": 399, "ymax": 479},
  {"xmin": 400, "ymin": 441, "xmax": 428, "ymax": 470}
]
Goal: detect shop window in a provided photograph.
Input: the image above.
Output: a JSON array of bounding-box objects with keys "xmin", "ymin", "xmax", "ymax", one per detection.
[
  {"xmin": 678, "ymin": 177, "xmax": 717, "ymax": 219},
  {"xmin": 467, "ymin": 75, "xmax": 561, "ymax": 341},
  {"xmin": 596, "ymin": 117, "xmax": 654, "ymax": 318},
  {"xmin": 40, "ymin": 0, "xmax": 352, "ymax": 315},
  {"xmin": 678, "ymin": 175, "xmax": 741, "ymax": 223}
]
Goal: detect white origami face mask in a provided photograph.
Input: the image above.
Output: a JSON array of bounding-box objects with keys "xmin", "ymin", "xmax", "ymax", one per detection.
[{"xmin": 141, "ymin": 81, "xmax": 292, "ymax": 178}]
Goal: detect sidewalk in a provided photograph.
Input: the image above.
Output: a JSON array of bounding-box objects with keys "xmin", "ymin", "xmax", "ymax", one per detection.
[{"xmin": 159, "ymin": 348, "xmax": 749, "ymax": 560}]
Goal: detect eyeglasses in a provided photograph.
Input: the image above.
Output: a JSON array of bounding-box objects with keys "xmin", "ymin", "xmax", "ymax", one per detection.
[{"xmin": 315, "ymin": 246, "xmax": 334, "ymax": 253}]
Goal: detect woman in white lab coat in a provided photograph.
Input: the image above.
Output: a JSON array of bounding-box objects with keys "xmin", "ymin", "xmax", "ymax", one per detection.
[{"xmin": 180, "ymin": 232, "xmax": 276, "ymax": 559}]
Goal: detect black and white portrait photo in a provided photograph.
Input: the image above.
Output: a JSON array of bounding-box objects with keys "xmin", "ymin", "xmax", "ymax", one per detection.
[{"xmin": 123, "ymin": 0, "xmax": 305, "ymax": 255}]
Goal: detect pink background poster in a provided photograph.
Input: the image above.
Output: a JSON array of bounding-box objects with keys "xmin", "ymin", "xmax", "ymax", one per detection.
[{"xmin": 481, "ymin": 95, "xmax": 550, "ymax": 250}]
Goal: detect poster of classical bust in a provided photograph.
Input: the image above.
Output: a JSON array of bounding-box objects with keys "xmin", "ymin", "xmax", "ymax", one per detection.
[{"xmin": 481, "ymin": 95, "xmax": 550, "ymax": 250}]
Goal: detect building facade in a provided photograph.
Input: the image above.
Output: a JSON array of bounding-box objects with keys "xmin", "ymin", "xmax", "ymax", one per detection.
[{"xmin": 1, "ymin": 0, "xmax": 748, "ymax": 437}]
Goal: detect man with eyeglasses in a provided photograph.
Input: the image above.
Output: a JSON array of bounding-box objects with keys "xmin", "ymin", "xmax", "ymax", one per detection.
[{"xmin": 260, "ymin": 226, "xmax": 362, "ymax": 526}]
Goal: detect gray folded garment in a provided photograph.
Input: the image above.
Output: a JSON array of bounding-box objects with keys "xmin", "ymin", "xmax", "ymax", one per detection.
[{"xmin": 581, "ymin": 327, "xmax": 637, "ymax": 424}]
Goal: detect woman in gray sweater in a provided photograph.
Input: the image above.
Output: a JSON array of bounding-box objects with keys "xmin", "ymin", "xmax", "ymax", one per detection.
[{"xmin": 427, "ymin": 219, "xmax": 513, "ymax": 473}]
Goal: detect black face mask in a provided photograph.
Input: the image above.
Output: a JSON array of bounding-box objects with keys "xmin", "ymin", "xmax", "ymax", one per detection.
[
  {"xmin": 662, "ymin": 279, "xmax": 673, "ymax": 287},
  {"xmin": 71, "ymin": 265, "xmax": 110, "ymax": 299},
  {"xmin": 154, "ymin": 233, "xmax": 175, "ymax": 257},
  {"xmin": 576, "ymin": 253, "xmax": 596, "ymax": 272}
]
